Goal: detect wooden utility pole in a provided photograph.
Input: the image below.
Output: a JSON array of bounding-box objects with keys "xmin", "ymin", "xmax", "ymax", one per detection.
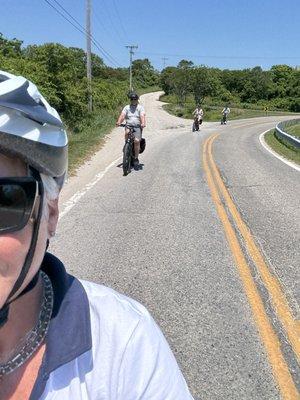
[
  {"xmin": 126, "ymin": 45, "xmax": 138, "ymax": 91},
  {"xmin": 162, "ymin": 57, "xmax": 168, "ymax": 69},
  {"xmin": 86, "ymin": 0, "xmax": 92, "ymax": 112}
]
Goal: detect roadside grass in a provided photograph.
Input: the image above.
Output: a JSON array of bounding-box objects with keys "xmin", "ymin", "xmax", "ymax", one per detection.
[
  {"xmin": 284, "ymin": 124, "xmax": 300, "ymax": 138},
  {"xmin": 68, "ymin": 111, "xmax": 117, "ymax": 174},
  {"xmin": 264, "ymin": 129, "xmax": 300, "ymax": 165},
  {"xmin": 163, "ymin": 102, "xmax": 297, "ymax": 122},
  {"xmin": 68, "ymin": 86, "xmax": 161, "ymax": 174},
  {"xmin": 161, "ymin": 94, "xmax": 298, "ymax": 122}
]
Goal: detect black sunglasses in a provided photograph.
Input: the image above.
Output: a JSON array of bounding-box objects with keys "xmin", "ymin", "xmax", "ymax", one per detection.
[{"xmin": 0, "ymin": 177, "xmax": 39, "ymax": 234}]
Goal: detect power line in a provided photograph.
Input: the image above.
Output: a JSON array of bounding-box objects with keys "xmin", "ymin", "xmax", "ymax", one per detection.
[
  {"xmin": 99, "ymin": 0, "xmax": 125, "ymax": 45},
  {"xmin": 93, "ymin": 7, "xmax": 115, "ymax": 40},
  {"xmin": 51, "ymin": 0, "xmax": 88, "ymax": 33},
  {"xmin": 93, "ymin": 7, "xmax": 125, "ymax": 55},
  {"xmin": 111, "ymin": 0, "xmax": 128, "ymax": 42},
  {"xmin": 47, "ymin": 0, "xmax": 121, "ymax": 66},
  {"xmin": 43, "ymin": 0, "xmax": 121, "ymax": 67},
  {"xmin": 43, "ymin": 0, "xmax": 86, "ymax": 37},
  {"xmin": 90, "ymin": 0, "xmax": 126, "ymax": 53},
  {"xmin": 136, "ymin": 50, "xmax": 300, "ymax": 60}
]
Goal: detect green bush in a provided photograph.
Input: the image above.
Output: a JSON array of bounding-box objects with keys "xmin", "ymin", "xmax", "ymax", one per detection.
[
  {"xmin": 161, "ymin": 60, "xmax": 299, "ymax": 113},
  {"xmin": 0, "ymin": 35, "xmax": 161, "ymax": 132}
]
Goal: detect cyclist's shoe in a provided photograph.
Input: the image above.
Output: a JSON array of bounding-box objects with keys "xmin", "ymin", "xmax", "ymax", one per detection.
[{"xmin": 134, "ymin": 158, "xmax": 139, "ymax": 170}]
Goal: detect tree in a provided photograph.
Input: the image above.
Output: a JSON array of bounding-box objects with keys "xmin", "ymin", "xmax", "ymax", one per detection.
[
  {"xmin": 160, "ymin": 66, "xmax": 177, "ymax": 95},
  {"xmin": 177, "ymin": 59, "xmax": 194, "ymax": 69},
  {"xmin": 132, "ymin": 58, "xmax": 159, "ymax": 88},
  {"xmin": 0, "ymin": 33, "xmax": 22, "ymax": 57},
  {"xmin": 191, "ymin": 67, "xmax": 219, "ymax": 104},
  {"xmin": 0, "ymin": 34, "xmax": 132, "ymax": 128},
  {"xmin": 173, "ymin": 68, "xmax": 191, "ymax": 106}
]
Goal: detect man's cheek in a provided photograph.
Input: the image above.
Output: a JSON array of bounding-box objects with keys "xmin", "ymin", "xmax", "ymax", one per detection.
[
  {"xmin": 0, "ymin": 231, "xmax": 29, "ymax": 277},
  {"xmin": 0, "ymin": 258, "xmax": 11, "ymax": 277}
]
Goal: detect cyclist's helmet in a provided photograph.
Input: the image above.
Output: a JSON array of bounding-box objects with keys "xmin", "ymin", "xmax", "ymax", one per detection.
[
  {"xmin": 128, "ymin": 92, "xmax": 139, "ymax": 101},
  {"xmin": 0, "ymin": 70, "xmax": 68, "ymax": 188}
]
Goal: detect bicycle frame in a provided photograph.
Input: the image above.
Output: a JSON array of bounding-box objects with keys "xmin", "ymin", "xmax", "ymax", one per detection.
[{"xmin": 119, "ymin": 124, "xmax": 141, "ymax": 176}]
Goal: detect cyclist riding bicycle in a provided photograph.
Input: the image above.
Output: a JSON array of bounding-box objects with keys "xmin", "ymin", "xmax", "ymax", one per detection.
[
  {"xmin": 192, "ymin": 105, "xmax": 204, "ymax": 124},
  {"xmin": 221, "ymin": 105, "xmax": 230, "ymax": 124},
  {"xmin": 116, "ymin": 92, "xmax": 146, "ymax": 170}
]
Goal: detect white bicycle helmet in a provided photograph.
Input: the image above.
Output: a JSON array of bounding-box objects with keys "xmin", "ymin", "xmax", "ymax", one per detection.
[{"xmin": 0, "ymin": 70, "xmax": 68, "ymax": 186}]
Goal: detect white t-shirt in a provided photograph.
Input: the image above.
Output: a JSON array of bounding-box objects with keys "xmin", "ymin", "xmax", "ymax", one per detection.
[
  {"xmin": 222, "ymin": 107, "xmax": 230, "ymax": 114},
  {"xmin": 39, "ymin": 281, "xmax": 194, "ymax": 400},
  {"xmin": 122, "ymin": 104, "xmax": 145, "ymax": 126},
  {"xmin": 193, "ymin": 108, "xmax": 203, "ymax": 117}
]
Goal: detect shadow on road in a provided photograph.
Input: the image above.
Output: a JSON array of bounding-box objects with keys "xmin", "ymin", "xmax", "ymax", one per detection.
[{"xmin": 116, "ymin": 163, "xmax": 145, "ymax": 172}]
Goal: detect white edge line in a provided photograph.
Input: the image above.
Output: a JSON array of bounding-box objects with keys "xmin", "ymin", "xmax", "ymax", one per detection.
[
  {"xmin": 59, "ymin": 156, "xmax": 122, "ymax": 220},
  {"xmin": 259, "ymin": 130, "xmax": 300, "ymax": 172}
]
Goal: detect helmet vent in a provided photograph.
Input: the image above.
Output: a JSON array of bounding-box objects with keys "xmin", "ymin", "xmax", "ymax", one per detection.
[
  {"xmin": 0, "ymin": 81, "xmax": 63, "ymax": 127},
  {"xmin": 0, "ymin": 74, "xmax": 9, "ymax": 83}
]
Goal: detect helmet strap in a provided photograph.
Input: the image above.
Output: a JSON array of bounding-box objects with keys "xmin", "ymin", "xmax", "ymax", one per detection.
[
  {"xmin": 0, "ymin": 272, "xmax": 40, "ymax": 328},
  {"xmin": 0, "ymin": 169, "xmax": 45, "ymax": 328},
  {"xmin": 0, "ymin": 305, "xmax": 9, "ymax": 329}
]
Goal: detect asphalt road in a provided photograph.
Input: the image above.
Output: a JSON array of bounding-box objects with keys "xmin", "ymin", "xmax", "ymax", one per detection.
[{"xmin": 51, "ymin": 93, "xmax": 300, "ymax": 400}]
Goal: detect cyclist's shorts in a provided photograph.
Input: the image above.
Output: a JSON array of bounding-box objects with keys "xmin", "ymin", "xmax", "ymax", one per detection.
[{"xmin": 132, "ymin": 127, "xmax": 142, "ymax": 140}]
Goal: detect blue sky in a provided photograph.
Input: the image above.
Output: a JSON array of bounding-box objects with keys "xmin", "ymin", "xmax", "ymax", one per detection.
[{"xmin": 1, "ymin": 0, "xmax": 299, "ymax": 71}]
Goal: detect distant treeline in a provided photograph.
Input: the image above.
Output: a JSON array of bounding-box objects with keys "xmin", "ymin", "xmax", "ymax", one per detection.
[
  {"xmin": 160, "ymin": 60, "xmax": 300, "ymax": 112},
  {"xmin": 1, "ymin": 33, "xmax": 299, "ymax": 129},
  {"xmin": 0, "ymin": 34, "xmax": 159, "ymax": 128}
]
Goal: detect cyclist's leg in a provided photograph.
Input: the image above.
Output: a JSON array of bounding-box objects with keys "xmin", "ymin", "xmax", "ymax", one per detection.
[
  {"xmin": 133, "ymin": 128, "xmax": 142, "ymax": 160},
  {"xmin": 124, "ymin": 128, "xmax": 129, "ymax": 141},
  {"xmin": 134, "ymin": 138, "xmax": 140, "ymax": 162}
]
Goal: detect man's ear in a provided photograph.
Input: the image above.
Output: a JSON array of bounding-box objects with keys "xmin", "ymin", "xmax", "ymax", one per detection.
[{"xmin": 47, "ymin": 198, "xmax": 59, "ymax": 238}]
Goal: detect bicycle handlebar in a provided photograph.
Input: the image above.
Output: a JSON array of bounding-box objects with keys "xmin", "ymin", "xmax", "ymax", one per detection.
[{"xmin": 118, "ymin": 124, "xmax": 141, "ymax": 128}]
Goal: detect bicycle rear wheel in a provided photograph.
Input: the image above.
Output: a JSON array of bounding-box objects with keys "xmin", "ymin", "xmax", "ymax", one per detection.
[{"xmin": 123, "ymin": 142, "xmax": 132, "ymax": 176}]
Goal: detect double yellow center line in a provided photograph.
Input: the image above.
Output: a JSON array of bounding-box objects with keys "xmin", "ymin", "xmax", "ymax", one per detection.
[{"xmin": 203, "ymin": 134, "xmax": 300, "ymax": 399}]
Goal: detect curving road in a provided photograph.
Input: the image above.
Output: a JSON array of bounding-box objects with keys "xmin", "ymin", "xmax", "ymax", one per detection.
[{"xmin": 51, "ymin": 92, "xmax": 300, "ymax": 400}]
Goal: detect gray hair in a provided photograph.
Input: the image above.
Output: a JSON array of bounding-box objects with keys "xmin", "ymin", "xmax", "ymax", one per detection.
[{"xmin": 40, "ymin": 174, "xmax": 60, "ymax": 219}]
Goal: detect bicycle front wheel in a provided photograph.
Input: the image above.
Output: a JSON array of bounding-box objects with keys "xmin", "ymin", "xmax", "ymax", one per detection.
[{"xmin": 123, "ymin": 142, "xmax": 132, "ymax": 176}]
